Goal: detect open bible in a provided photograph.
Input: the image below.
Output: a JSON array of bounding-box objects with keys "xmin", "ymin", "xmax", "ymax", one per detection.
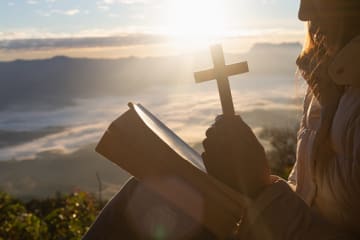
[{"xmin": 96, "ymin": 103, "xmax": 249, "ymax": 238}]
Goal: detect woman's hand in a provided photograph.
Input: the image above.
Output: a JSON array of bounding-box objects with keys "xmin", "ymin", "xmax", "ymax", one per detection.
[{"xmin": 202, "ymin": 115, "xmax": 271, "ymax": 198}]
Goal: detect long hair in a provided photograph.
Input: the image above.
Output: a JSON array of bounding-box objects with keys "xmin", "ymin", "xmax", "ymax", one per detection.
[
  {"xmin": 297, "ymin": 1, "xmax": 360, "ymax": 95},
  {"xmin": 296, "ymin": 22, "xmax": 330, "ymax": 103},
  {"xmin": 295, "ymin": 1, "xmax": 360, "ymax": 177}
]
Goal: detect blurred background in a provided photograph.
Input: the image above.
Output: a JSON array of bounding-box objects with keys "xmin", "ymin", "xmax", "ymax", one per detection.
[{"xmin": 0, "ymin": 0, "xmax": 305, "ymax": 238}]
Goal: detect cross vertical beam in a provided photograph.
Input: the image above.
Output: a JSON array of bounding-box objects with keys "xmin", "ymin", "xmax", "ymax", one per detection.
[
  {"xmin": 211, "ymin": 45, "xmax": 235, "ymax": 116},
  {"xmin": 194, "ymin": 44, "xmax": 249, "ymax": 117}
]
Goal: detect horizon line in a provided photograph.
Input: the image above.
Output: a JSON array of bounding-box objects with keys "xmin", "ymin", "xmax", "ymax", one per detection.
[{"xmin": 0, "ymin": 40, "xmax": 303, "ymax": 62}]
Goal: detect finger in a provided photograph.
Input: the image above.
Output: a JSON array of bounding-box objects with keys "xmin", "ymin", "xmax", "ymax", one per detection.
[
  {"xmin": 214, "ymin": 115, "xmax": 227, "ymax": 128},
  {"xmin": 211, "ymin": 118, "xmax": 228, "ymax": 135},
  {"xmin": 201, "ymin": 152, "xmax": 218, "ymax": 174},
  {"xmin": 201, "ymin": 152, "xmax": 208, "ymax": 162},
  {"xmin": 201, "ymin": 152, "xmax": 211, "ymax": 168},
  {"xmin": 202, "ymin": 138, "xmax": 219, "ymax": 152},
  {"xmin": 205, "ymin": 126, "xmax": 216, "ymax": 138},
  {"xmin": 214, "ymin": 115, "xmax": 242, "ymax": 130},
  {"xmin": 202, "ymin": 137, "xmax": 223, "ymax": 155},
  {"xmin": 215, "ymin": 114, "xmax": 224, "ymax": 122},
  {"xmin": 230, "ymin": 116, "xmax": 254, "ymax": 135},
  {"xmin": 202, "ymin": 138, "xmax": 210, "ymax": 151}
]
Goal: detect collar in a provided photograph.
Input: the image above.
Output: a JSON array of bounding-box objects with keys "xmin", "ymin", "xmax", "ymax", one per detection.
[{"xmin": 328, "ymin": 35, "xmax": 360, "ymax": 87}]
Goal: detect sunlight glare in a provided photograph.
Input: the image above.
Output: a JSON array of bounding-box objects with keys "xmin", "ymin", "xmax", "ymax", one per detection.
[{"xmin": 163, "ymin": 0, "xmax": 228, "ymax": 51}]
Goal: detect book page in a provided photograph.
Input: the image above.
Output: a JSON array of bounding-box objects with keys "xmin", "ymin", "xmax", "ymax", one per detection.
[{"xmin": 131, "ymin": 103, "xmax": 207, "ymax": 173}]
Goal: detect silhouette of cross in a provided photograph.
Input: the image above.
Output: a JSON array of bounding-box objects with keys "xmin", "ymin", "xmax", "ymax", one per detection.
[{"xmin": 194, "ymin": 45, "xmax": 249, "ymax": 116}]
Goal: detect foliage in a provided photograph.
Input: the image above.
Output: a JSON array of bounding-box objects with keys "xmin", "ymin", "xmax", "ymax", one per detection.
[
  {"xmin": 0, "ymin": 191, "xmax": 101, "ymax": 240},
  {"xmin": 0, "ymin": 127, "xmax": 299, "ymax": 239},
  {"xmin": 0, "ymin": 192, "xmax": 47, "ymax": 240},
  {"xmin": 260, "ymin": 127, "xmax": 298, "ymax": 179},
  {"xmin": 44, "ymin": 192, "xmax": 98, "ymax": 240}
]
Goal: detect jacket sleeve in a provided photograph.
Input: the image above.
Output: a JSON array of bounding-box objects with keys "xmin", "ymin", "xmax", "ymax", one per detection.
[
  {"xmin": 344, "ymin": 115, "xmax": 360, "ymax": 231},
  {"xmin": 317, "ymin": 114, "xmax": 360, "ymax": 236},
  {"xmin": 237, "ymin": 179, "xmax": 356, "ymax": 240}
]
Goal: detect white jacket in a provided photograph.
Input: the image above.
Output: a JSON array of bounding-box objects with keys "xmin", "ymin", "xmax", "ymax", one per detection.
[{"xmin": 243, "ymin": 36, "xmax": 360, "ymax": 239}]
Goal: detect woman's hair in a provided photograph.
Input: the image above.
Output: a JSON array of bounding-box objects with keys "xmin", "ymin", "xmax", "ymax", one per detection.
[
  {"xmin": 296, "ymin": 0, "xmax": 360, "ymax": 101},
  {"xmin": 296, "ymin": 22, "xmax": 326, "ymax": 90},
  {"xmin": 296, "ymin": 1, "xmax": 360, "ymax": 177},
  {"xmin": 296, "ymin": 23, "xmax": 337, "ymax": 105}
]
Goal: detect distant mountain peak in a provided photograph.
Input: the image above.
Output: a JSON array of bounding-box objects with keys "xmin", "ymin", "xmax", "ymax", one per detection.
[
  {"xmin": 251, "ymin": 42, "xmax": 302, "ymax": 52},
  {"xmin": 51, "ymin": 55, "xmax": 71, "ymax": 61}
]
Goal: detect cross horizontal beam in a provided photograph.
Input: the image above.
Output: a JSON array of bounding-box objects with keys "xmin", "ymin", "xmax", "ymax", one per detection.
[
  {"xmin": 194, "ymin": 45, "xmax": 249, "ymax": 116},
  {"xmin": 194, "ymin": 62, "xmax": 249, "ymax": 83}
]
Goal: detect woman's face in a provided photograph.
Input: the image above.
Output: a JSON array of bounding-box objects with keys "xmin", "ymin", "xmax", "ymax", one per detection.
[
  {"xmin": 298, "ymin": 0, "xmax": 346, "ymax": 47},
  {"xmin": 298, "ymin": 0, "xmax": 343, "ymax": 31}
]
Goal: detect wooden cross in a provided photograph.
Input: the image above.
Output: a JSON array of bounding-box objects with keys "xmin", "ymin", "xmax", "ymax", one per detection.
[{"xmin": 194, "ymin": 45, "xmax": 249, "ymax": 116}]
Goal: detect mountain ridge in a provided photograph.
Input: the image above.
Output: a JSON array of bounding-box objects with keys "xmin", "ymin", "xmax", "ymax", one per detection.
[{"xmin": 0, "ymin": 42, "xmax": 302, "ymax": 111}]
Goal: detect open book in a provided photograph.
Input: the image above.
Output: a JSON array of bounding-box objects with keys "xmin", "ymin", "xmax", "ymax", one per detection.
[{"xmin": 96, "ymin": 103, "xmax": 249, "ymax": 238}]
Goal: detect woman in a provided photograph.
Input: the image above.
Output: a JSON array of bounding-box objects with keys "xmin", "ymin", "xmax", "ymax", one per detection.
[
  {"xmin": 83, "ymin": 0, "xmax": 360, "ymax": 239},
  {"xmin": 202, "ymin": 0, "xmax": 360, "ymax": 238}
]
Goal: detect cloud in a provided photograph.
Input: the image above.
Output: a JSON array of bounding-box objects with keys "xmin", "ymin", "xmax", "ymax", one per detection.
[
  {"xmin": 0, "ymin": 43, "xmax": 304, "ymax": 160},
  {"xmin": 97, "ymin": 5, "xmax": 110, "ymax": 11},
  {"xmin": 0, "ymin": 123, "xmax": 107, "ymax": 160},
  {"xmin": 0, "ymin": 34, "xmax": 168, "ymax": 51},
  {"xmin": 100, "ymin": 0, "xmax": 148, "ymax": 5},
  {"xmin": 131, "ymin": 14, "xmax": 145, "ymax": 20},
  {"xmin": 0, "ymin": 26, "xmax": 304, "ymax": 52},
  {"xmin": 26, "ymin": 0, "xmax": 39, "ymax": 4},
  {"xmin": 0, "ymin": 82, "xmax": 301, "ymax": 161},
  {"xmin": 96, "ymin": 0, "xmax": 150, "ymax": 10},
  {"xmin": 36, "ymin": 8, "xmax": 81, "ymax": 17},
  {"xmin": 262, "ymin": 0, "xmax": 277, "ymax": 4},
  {"xmin": 108, "ymin": 13, "xmax": 121, "ymax": 18},
  {"xmin": 64, "ymin": 9, "xmax": 80, "ymax": 15}
]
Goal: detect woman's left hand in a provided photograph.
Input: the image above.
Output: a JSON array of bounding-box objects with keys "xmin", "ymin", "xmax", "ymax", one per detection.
[{"xmin": 202, "ymin": 115, "xmax": 271, "ymax": 198}]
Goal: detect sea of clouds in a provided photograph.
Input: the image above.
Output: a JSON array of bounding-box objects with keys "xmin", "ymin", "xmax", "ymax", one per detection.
[{"xmin": 0, "ymin": 74, "xmax": 305, "ymax": 161}]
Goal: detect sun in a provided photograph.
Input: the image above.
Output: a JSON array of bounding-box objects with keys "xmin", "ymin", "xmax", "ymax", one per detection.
[
  {"xmin": 164, "ymin": 0, "xmax": 227, "ymax": 36},
  {"xmin": 162, "ymin": 0, "xmax": 228, "ymax": 50}
]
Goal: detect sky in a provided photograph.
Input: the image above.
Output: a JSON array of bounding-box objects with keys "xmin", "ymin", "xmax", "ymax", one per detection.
[{"xmin": 0, "ymin": 0, "xmax": 305, "ymax": 60}]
